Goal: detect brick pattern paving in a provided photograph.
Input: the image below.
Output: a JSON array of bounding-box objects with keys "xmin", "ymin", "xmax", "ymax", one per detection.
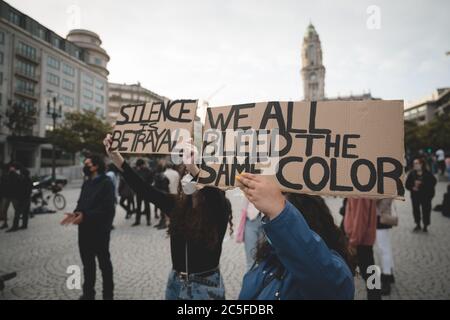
[{"xmin": 0, "ymin": 182, "xmax": 449, "ymax": 300}]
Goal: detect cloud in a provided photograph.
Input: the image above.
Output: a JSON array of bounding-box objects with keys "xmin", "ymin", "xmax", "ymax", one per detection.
[{"xmin": 8, "ymin": 0, "xmax": 450, "ymax": 105}]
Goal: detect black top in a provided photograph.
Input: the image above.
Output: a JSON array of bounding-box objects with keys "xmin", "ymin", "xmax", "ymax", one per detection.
[
  {"xmin": 405, "ymin": 170, "xmax": 437, "ymax": 199},
  {"xmin": 18, "ymin": 175, "xmax": 33, "ymax": 200},
  {"xmin": 121, "ymin": 161, "xmax": 229, "ymax": 274},
  {"xmin": 136, "ymin": 166, "xmax": 154, "ymax": 185},
  {"xmin": 0, "ymin": 171, "xmax": 22, "ymax": 199},
  {"xmin": 74, "ymin": 174, "xmax": 115, "ymax": 232}
]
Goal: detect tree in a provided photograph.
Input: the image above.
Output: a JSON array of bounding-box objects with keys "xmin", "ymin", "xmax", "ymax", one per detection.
[
  {"xmin": 404, "ymin": 119, "xmax": 425, "ymax": 154},
  {"xmin": 49, "ymin": 110, "xmax": 112, "ymax": 155},
  {"xmin": 421, "ymin": 113, "xmax": 450, "ymax": 151},
  {"xmin": 404, "ymin": 113, "xmax": 450, "ymax": 155},
  {"xmin": 5, "ymin": 102, "xmax": 37, "ymax": 136}
]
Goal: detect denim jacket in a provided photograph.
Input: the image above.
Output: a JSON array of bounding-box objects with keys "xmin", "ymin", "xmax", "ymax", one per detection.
[{"xmin": 238, "ymin": 201, "xmax": 354, "ymax": 300}]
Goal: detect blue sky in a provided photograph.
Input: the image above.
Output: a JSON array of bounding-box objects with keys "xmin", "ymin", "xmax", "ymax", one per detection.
[{"xmin": 8, "ymin": 0, "xmax": 450, "ymax": 108}]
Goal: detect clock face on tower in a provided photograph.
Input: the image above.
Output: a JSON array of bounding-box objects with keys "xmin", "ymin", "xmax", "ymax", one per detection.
[{"xmin": 309, "ymin": 73, "xmax": 317, "ymax": 81}]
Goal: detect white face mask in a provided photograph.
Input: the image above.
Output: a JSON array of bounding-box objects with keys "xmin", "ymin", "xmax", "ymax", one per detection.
[{"xmin": 181, "ymin": 174, "xmax": 197, "ymax": 195}]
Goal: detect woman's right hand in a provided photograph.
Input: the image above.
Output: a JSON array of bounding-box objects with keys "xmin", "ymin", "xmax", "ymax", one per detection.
[
  {"xmin": 103, "ymin": 134, "xmax": 125, "ymax": 171},
  {"xmin": 236, "ymin": 173, "xmax": 285, "ymax": 220}
]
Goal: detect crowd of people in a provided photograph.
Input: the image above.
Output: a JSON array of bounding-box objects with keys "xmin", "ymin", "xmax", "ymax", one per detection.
[
  {"xmin": 0, "ymin": 162, "xmax": 33, "ymax": 232},
  {"xmin": 2, "ymin": 141, "xmax": 449, "ymax": 300},
  {"xmin": 112, "ymin": 157, "xmax": 180, "ymax": 230},
  {"xmin": 59, "ymin": 134, "xmax": 406, "ymax": 300}
]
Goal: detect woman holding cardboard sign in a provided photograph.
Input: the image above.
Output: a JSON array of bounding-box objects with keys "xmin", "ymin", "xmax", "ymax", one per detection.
[
  {"xmin": 103, "ymin": 134, "xmax": 233, "ymax": 300},
  {"xmin": 236, "ymin": 173, "xmax": 355, "ymax": 300}
]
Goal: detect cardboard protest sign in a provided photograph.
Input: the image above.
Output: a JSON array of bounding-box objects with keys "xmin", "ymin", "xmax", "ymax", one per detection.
[
  {"xmin": 110, "ymin": 100, "xmax": 197, "ymax": 154},
  {"xmin": 198, "ymin": 100, "xmax": 405, "ymax": 199}
]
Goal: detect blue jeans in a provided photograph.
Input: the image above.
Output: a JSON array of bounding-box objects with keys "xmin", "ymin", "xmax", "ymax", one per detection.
[
  {"xmin": 165, "ymin": 269, "xmax": 225, "ymax": 300},
  {"xmin": 244, "ymin": 216, "xmax": 263, "ymax": 270}
]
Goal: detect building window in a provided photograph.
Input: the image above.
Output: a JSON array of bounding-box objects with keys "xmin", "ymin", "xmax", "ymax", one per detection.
[
  {"xmin": 0, "ymin": 32, "xmax": 4, "ymax": 44},
  {"xmin": 62, "ymin": 79, "xmax": 74, "ymax": 92},
  {"xmin": 83, "ymin": 102, "xmax": 93, "ymax": 111},
  {"xmin": 122, "ymin": 93, "xmax": 132, "ymax": 100},
  {"xmin": 0, "ymin": 72, "xmax": 3, "ymax": 86},
  {"xmin": 16, "ymin": 78, "xmax": 35, "ymax": 96},
  {"xmin": 62, "ymin": 95, "xmax": 74, "ymax": 107},
  {"xmin": 0, "ymin": 51, "xmax": 3, "ymax": 64},
  {"xmin": 47, "ymin": 56, "xmax": 60, "ymax": 69},
  {"xmin": 9, "ymin": 10, "xmax": 21, "ymax": 26},
  {"xmin": 37, "ymin": 28, "xmax": 46, "ymax": 40},
  {"xmin": 47, "ymin": 72, "xmax": 60, "ymax": 86},
  {"xmin": 83, "ymin": 74, "xmax": 94, "ymax": 85},
  {"xmin": 52, "ymin": 37, "xmax": 60, "ymax": 48},
  {"xmin": 62, "ymin": 63, "xmax": 75, "ymax": 76},
  {"xmin": 94, "ymin": 57, "xmax": 102, "ymax": 65},
  {"xmin": 17, "ymin": 60, "xmax": 36, "ymax": 78},
  {"xmin": 18, "ymin": 42, "xmax": 37, "ymax": 60},
  {"xmin": 83, "ymin": 89, "xmax": 93, "ymax": 100},
  {"xmin": 95, "ymin": 93, "xmax": 104, "ymax": 104},
  {"xmin": 17, "ymin": 98, "xmax": 35, "ymax": 110},
  {"xmin": 95, "ymin": 79, "xmax": 104, "ymax": 91}
]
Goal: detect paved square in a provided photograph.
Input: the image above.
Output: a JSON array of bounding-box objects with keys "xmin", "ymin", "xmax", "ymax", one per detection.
[{"xmin": 0, "ymin": 181, "xmax": 449, "ymax": 300}]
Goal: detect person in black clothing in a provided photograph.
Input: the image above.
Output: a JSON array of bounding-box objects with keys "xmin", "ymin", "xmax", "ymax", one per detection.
[
  {"xmin": 104, "ymin": 135, "xmax": 233, "ymax": 300},
  {"xmin": 405, "ymin": 157, "xmax": 437, "ymax": 232},
  {"xmin": 133, "ymin": 158, "xmax": 153, "ymax": 226},
  {"xmin": 0, "ymin": 162, "xmax": 22, "ymax": 230},
  {"xmin": 439, "ymin": 184, "xmax": 450, "ymax": 218},
  {"xmin": 61, "ymin": 154, "xmax": 115, "ymax": 300},
  {"xmin": 119, "ymin": 176, "xmax": 135, "ymax": 219},
  {"xmin": 153, "ymin": 161, "xmax": 170, "ymax": 229},
  {"xmin": 7, "ymin": 167, "xmax": 33, "ymax": 232}
]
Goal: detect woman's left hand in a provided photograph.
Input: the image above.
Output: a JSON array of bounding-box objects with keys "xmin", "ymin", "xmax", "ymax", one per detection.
[
  {"xmin": 182, "ymin": 139, "xmax": 200, "ymax": 177},
  {"xmin": 236, "ymin": 173, "xmax": 285, "ymax": 220}
]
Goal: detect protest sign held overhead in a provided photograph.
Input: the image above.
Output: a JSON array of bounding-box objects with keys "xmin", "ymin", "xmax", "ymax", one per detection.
[
  {"xmin": 198, "ymin": 100, "xmax": 405, "ymax": 199},
  {"xmin": 110, "ymin": 100, "xmax": 197, "ymax": 154}
]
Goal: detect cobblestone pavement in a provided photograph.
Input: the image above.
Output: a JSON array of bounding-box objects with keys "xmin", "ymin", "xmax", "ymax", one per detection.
[{"xmin": 0, "ymin": 180, "xmax": 449, "ymax": 300}]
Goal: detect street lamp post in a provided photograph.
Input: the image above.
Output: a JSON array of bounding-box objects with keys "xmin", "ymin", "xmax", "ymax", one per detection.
[{"xmin": 47, "ymin": 96, "xmax": 62, "ymax": 183}]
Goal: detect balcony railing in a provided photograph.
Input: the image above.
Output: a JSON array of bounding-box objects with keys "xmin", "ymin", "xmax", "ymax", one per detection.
[
  {"xmin": 15, "ymin": 66, "xmax": 40, "ymax": 82},
  {"xmin": 14, "ymin": 87, "xmax": 39, "ymax": 100},
  {"xmin": 15, "ymin": 46, "xmax": 40, "ymax": 64}
]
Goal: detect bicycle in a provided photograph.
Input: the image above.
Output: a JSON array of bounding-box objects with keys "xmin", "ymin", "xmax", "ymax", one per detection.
[{"xmin": 31, "ymin": 183, "xmax": 66, "ymax": 211}]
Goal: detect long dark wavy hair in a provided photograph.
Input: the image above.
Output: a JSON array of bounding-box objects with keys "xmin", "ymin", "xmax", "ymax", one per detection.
[
  {"xmin": 255, "ymin": 193, "xmax": 355, "ymax": 277},
  {"xmin": 168, "ymin": 185, "xmax": 233, "ymax": 250}
]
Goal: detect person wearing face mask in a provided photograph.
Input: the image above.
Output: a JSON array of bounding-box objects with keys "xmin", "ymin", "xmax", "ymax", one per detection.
[
  {"xmin": 103, "ymin": 134, "xmax": 233, "ymax": 300},
  {"xmin": 405, "ymin": 157, "xmax": 437, "ymax": 232},
  {"xmin": 236, "ymin": 173, "xmax": 355, "ymax": 300},
  {"xmin": 61, "ymin": 154, "xmax": 115, "ymax": 300}
]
